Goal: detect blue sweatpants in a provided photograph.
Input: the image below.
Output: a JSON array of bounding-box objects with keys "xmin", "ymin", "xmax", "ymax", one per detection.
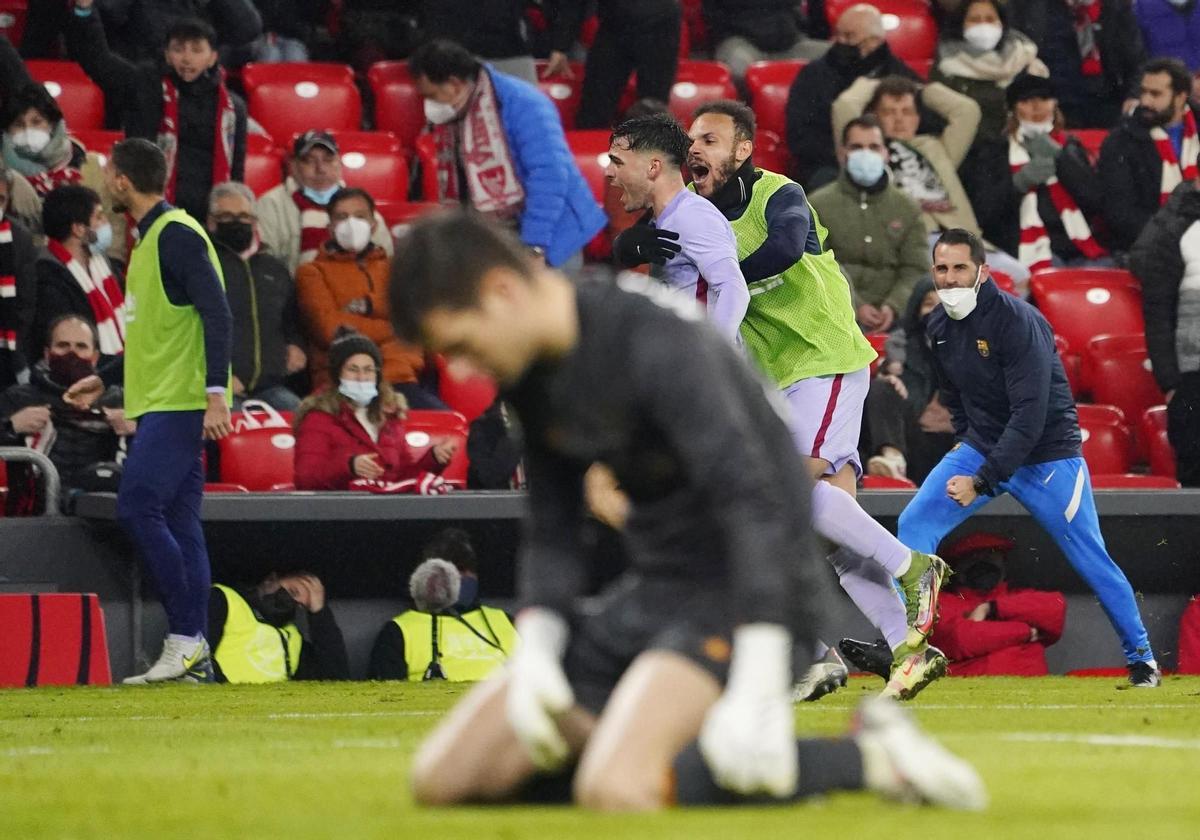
[
  {"xmin": 116, "ymin": 411, "xmax": 210, "ymax": 638},
  {"xmin": 897, "ymin": 443, "xmax": 1154, "ymax": 664}
]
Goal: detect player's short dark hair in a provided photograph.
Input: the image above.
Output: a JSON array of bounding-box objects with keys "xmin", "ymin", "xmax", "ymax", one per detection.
[
  {"xmin": 693, "ymin": 99, "xmax": 756, "ymax": 142},
  {"xmin": 42, "ymin": 184, "xmax": 102, "ymax": 243},
  {"xmin": 46, "ymin": 313, "xmax": 99, "ymax": 351},
  {"xmin": 165, "ymin": 17, "xmax": 217, "ymax": 48},
  {"xmin": 610, "ymin": 113, "xmax": 691, "ymax": 167},
  {"xmin": 111, "ymin": 138, "xmax": 168, "ymax": 195},
  {"xmin": 1141, "ymin": 57, "xmax": 1192, "ymax": 97},
  {"xmin": 422, "ymin": 527, "xmax": 477, "ymax": 573},
  {"xmin": 408, "ymin": 39, "xmax": 482, "ymax": 83},
  {"xmin": 2, "ymin": 82, "xmax": 63, "ymax": 130},
  {"xmin": 390, "ymin": 210, "xmax": 532, "ymax": 342},
  {"xmin": 328, "ymin": 186, "xmax": 376, "ymax": 217},
  {"xmin": 866, "ymin": 75, "xmax": 921, "ymax": 114},
  {"xmin": 933, "ymin": 228, "xmax": 987, "ymax": 267},
  {"xmin": 841, "ymin": 114, "xmax": 885, "ymax": 146}
]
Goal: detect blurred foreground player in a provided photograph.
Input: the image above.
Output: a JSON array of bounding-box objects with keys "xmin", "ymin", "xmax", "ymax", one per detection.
[
  {"xmin": 390, "ymin": 211, "xmax": 985, "ymax": 811},
  {"xmin": 898, "ymin": 229, "xmax": 1160, "ymax": 688}
]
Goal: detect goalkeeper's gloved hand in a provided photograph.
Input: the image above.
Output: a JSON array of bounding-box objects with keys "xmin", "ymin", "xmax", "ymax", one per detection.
[
  {"xmin": 698, "ymin": 623, "xmax": 798, "ymax": 798},
  {"xmin": 505, "ymin": 607, "xmax": 575, "ymax": 770},
  {"xmin": 612, "ymin": 224, "xmax": 682, "ymax": 267}
]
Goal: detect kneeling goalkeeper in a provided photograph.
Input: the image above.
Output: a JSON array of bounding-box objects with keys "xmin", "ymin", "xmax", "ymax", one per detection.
[{"xmin": 390, "ymin": 210, "xmax": 985, "ymax": 812}]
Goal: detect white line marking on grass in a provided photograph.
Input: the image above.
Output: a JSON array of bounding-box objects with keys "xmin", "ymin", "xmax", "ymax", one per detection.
[
  {"xmin": 331, "ymin": 738, "xmax": 404, "ymax": 749},
  {"xmin": 797, "ymin": 703, "xmax": 1197, "ymax": 711},
  {"xmin": 266, "ymin": 711, "xmax": 439, "ymax": 720},
  {"xmin": 1002, "ymin": 733, "xmax": 1200, "ymax": 750},
  {"xmin": 59, "ymin": 710, "xmax": 441, "ymax": 723}
]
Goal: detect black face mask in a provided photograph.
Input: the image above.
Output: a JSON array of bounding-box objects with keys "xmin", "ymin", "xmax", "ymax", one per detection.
[
  {"xmin": 214, "ymin": 220, "xmax": 254, "ymax": 253},
  {"xmin": 254, "ymin": 588, "xmax": 298, "ymax": 627},
  {"xmin": 960, "ymin": 560, "xmax": 1004, "ymax": 592},
  {"xmin": 828, "ymin": 42, "xmax": 867, "ymax": 74},
  {"xmin": 48, "ymin": 351, "xmax": 96, "ymax": 387}
]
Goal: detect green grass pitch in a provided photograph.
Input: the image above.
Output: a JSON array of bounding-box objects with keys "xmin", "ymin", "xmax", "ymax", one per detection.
[{"xmin": 2, "ymin": 676, "xmax": 1198, "ymax": 839}]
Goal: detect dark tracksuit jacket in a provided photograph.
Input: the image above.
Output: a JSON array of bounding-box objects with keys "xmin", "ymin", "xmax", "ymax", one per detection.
[
  {"xmin": 927, "ymin": 279, "xmax": 1082, "ymax": 495},
  {"xmin": 504, "ymin": 277, "xmax": 827, "ymax": 633}
]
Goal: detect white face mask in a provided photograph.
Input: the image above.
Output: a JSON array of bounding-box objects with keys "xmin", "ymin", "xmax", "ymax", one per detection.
[
  {"xmin": 1018, "ymin": 119, "xmax": 1055, "ymax": 139},
  {"xmin": 963, "ymin": 22, "xmax": 1004, "ymax": 52},
  {"xmin": 424, "ymin": 98, "xmax": 459, "ymax": 125},
  {"xmin": 937, "ymin": 266, "xmax": 984, "ymax": 320},
  {"xmin": 334, "ymin": 216, "xmax": 372, "ymax": 253},
  {"xmin": 11, "ymin": 127, "xmax": 51, "ymax": 154},
  {"xmin": 339, "ymin": 378, "xmax": 378, "ymax": 406}
]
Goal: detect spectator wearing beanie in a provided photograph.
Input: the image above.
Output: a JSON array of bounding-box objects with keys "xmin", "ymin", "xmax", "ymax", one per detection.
[
  {"xmin": 961, "ymin": 72, "xmax": 1109, "ymax": 274},
  {"xmin": 292, "ymin": 329, "xmax": 455, "ymax": 491},
  {"xmin": 296, "ymin": 187, "xmax": 439, "ymax": 406}
]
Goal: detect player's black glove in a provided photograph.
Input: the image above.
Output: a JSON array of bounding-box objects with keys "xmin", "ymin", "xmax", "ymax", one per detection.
[{"xmin": 612, "ymin": 225, "xmax": 682, "ymax": 268}]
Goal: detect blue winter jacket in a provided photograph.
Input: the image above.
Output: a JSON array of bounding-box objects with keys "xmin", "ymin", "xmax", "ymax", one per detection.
[
  {"xmin": 1136, "ymin": 0, "xmax": 1200, "ymax": 72},
  {"xmin": 487, "ymin": 65, "xmax": 607, "ymax": 266},
  {"xmin": 927, "ymin": 279, "xmax": 1082, "ymax": 494}
]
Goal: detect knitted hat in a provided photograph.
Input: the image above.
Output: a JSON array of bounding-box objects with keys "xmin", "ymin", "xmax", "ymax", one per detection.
[
  {"xmin": 1006, "ymin": 72, "xmax": 1055, "ymax": 110},
  {"xmin": 328, "ymin": 327, "xmax": 382, "ymax": 384},
  {"xmin": 941, "ymin": 531, "xmax": 1015, "ymax": 563}
]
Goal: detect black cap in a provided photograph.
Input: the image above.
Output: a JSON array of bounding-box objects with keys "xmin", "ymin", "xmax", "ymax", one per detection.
[
  {"xmin": 1006, "ymin": 73, "xmax": 1056, "ymax": 110},
  {"xmin": 293, "ymin": 130, "xmax": 339, "ymax": 158},
  {"xmin": 328, "ymin": 327, "xmax": 382, "ymax": 384}
]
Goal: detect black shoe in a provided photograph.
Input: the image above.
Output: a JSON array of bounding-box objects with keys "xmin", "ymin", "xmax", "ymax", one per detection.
[
  {"xmin": 840, "ymin": 638, "xmax": 892, "ymax": 681},
  {"xmin": 1127, "ymin": 661, "xmax": 1161, "ymax": 688}
]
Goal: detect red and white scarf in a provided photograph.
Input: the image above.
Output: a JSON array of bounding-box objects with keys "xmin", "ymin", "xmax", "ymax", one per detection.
[
  {"xmin": 157, "ymin": 71, "xmax": 236, "ymax": 204},
  {"xmin": 47, "ymin": 239, "xmax": 126, "ymax": 356},
  {"xmin": 431, "ymin": 69, "xmax": 525, "ymax": 219},
  {"xmin": 292, "ymin": 187, "xmax": 331, "ymax": 265},
  {"xmin": 1008, "ymin": 132, "xmax": 1107, "ymax": 272},
  {"xmin": 24, "ymin": 147, "xmax": 84, "ymax": 198},
  {"xmin": 1066, "ymin": 0, "xmax": 1103, "ymax": 78},
  {"xmin": 0, "ymin": 221, "xmax": 17, "ymax": 352},
  {"xmin": 1151, "ymin": 109, "xmax": 1200, "ymax": 206}
]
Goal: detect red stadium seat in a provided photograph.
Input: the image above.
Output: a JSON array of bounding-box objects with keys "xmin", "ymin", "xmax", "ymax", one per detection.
[
  {"xmin": 753, "ymin": 129, "xmax": 790, "ymax": 175},
  {"xmin": 218, "ymin": 426, "xmax": 296, "ymax": 491},
  {"xmin": 242, "ymin": 133, "xmax": 284, "ymax": 196},
  {"xmin": 906, "ymin": 57, "xmax": 935, "ymax": 80},
  {"xmin": 1071, "ymin": 129, "xmax": 1106, "ymax": 163},
  {"xmin": 1088, "ymin": 337, "xmax": 1165, "ymax": 458},
  {"xmin": 71, "ymin": 129, "xmax": 123, "ymax": 163},
  {"xmin": 25, "ymin": 60, "xmax": 105, "ymax": 131},
  {"xmin": 434, "ymin": 355, "xmax": 498, "ymax": 424},
  {"xmin": 367, "ymin": 62, "xmax": 426, "ymax": 151},
  {"xmin": 404, "ymin": 410, "xmax": 470, "ymax": 487},
  {"xmin": 375, "ymin": 200, "xmax": 440, "ymax": 237},
  {"xmin": 1054, "ymin": 334, "xmax": 1082, "ymax": 396},
  {"xmin": 0, "ymin": 2, "xmax": 27, "ymax": 47},
  {"xmin": 861, "ymin": 474, "xmax": 917, "ymax": 489},
  {"xmin": 1078, "ymin": 416, "xmax": 1134, "ymax": 475},
  {"xmin": 242, "ymin": 62, "xmax": 361, "ymax": 144},
  {"xmin": 1141, "ymin": 406, "xmax": 1176, "ymax": 478},
  {"xmin": 1075, "ymin": 403, "xmax": 1126, "ymax": 428},
  {"xmin": 1030, "ymin": 269, "xmax": 1143, "ymax": 383},
  {"xmin": 328, "ymin": 131, "xmax": 409, "ymax": 201},
  {"xmin": 666, "ymin": 61, "xmax": 738, "ymax": 125},
  {"xmin": 1090, "ymin": 473, "xmax": 1180, "ymax": 489},
  {"xmin": 204, "ymin": 483, "xmax": 251, "ymax": 493},
  {"xmin": 745, "ymin": 60, "xmax": 807, "ymax": 138},
  {"xmin": 989, "ymin": 269, "xmax": 1017, "ymax": 296},
  {"xmin": 534, "ymin": 59, "xmax": 585, "ymax": 130},
  {"xmin": 412, "ymin": 133, "xmax": 439, "ymax": 202},
  {"xmin": 566, "ymin": 130, "xmax": 612, "ymax": 202},
  {"xmin": 1081, "ymin": 333, "xmax": 1151, "ymax": 395},
  {"xmin": 865, "ymin": 331, "xmax": 889, "ymax": 377}
]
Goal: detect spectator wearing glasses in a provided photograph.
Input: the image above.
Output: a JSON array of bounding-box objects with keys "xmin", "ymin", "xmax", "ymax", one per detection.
[{"xmin": 206, "ymin": 181, "xmax": 306, "ymax": 411}]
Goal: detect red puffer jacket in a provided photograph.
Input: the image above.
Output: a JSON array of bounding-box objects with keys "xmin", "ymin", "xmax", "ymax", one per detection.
[{"xmin": 293, "ymin": 398, "xmax": 441, "ymax": 491}]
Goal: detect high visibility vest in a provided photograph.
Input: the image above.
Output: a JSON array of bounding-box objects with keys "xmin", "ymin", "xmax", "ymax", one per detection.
[
  {"xmin": 393, "ymin": 606, "xmax": 519, "ymax": 682},
  {"xmin": 212, "ymin": 584, "xmax": 302, "ymax": 683}
]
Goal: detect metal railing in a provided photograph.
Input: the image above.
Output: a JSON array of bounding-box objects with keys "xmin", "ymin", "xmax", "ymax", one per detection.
[{"xmin": 0, "ymin": 447, "xmax": 62, "ymax": 516}]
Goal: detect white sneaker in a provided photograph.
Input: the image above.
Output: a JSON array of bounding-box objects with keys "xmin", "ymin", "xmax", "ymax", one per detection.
[
  {"xmin": 867, "ymin": 449, "xmax": 908, "ymax": 479},
  {"xmin": 792, "ymin": 648, "xmax": 849, "ymax": 702},
  {"xmin": 123, "ymin": 637, "xmax": 213, "ymax": 685},
  {"xmin": 854, "ymin": 697, "xmax": 988, "ymax": 811}
]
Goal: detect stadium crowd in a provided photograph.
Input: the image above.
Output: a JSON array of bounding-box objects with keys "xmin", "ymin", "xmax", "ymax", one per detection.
[{"xmin": 0, "ymin": 0, "xmax": 1198, "ymax": 693}]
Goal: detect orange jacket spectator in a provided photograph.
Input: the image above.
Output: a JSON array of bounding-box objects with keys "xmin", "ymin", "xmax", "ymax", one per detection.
[
  {"xmin": 930, "ymin": 531, "xmax": 1067, "ymax": 676},
  {"xmin": 296, "ymin": 243, "xmax": 423, "ymax": 391}
]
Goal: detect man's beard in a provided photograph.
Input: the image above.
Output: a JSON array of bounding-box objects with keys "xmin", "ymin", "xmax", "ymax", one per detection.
[
  {"xmin": 1137, "ymin": 103, "xmax": 1176, "ymax": 128},
  {"xmin": 708, "ymin": 151, "xmax": 741, "ymax": 192}
]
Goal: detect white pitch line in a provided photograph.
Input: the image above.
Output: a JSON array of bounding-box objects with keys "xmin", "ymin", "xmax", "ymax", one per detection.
[
  {"xmin": 797, "ymin": 703, "xmax": 1198, "ymax": 711},
  {"xmin": 1001, "ymin": 733, "xmax": 1200, "ymax": 750},
  {"xmin": 43, "ymin": 710, "xmax": 442, "ymax": 723}
]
